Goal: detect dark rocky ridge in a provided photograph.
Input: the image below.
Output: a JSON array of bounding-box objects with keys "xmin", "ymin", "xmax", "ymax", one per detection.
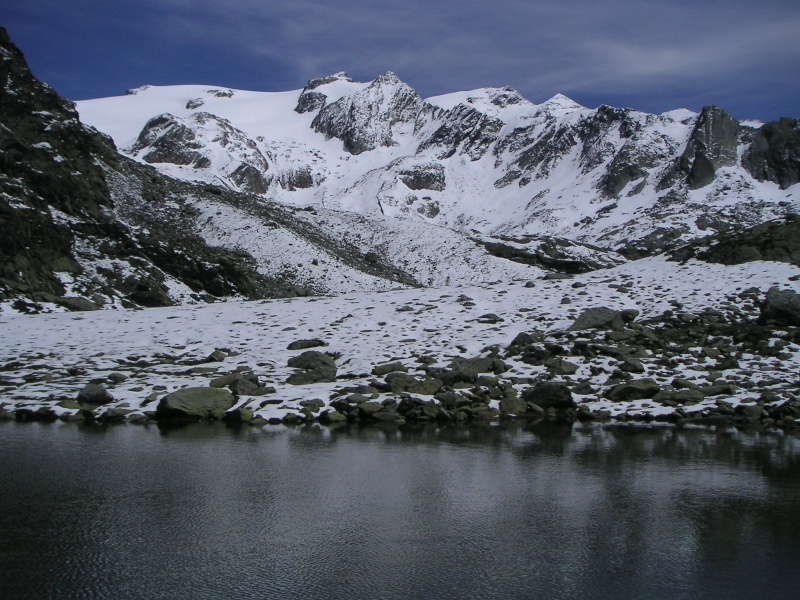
[
  {"xmin": 0, "ymin": 29, "xmax": 421, "ymax": 311},
  {"xmin": 743, "ymin": 118, "xmax": 800, "ymax": 189},
  {"xmin": 670, "ymin": 217, "xmax": 800, "ymax": 267},
  {"xmin": 679, "ymin": 106, "xmax": 740, "ymax": 189}
]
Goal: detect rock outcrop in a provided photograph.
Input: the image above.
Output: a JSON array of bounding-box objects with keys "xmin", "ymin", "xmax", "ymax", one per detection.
[
  {"xmin": 312, "ymin": 71, "xmax": 423, "ymax": 154},
  {"xmin": 743, "ymin": 118, "xmax": 800, "ymax": 189}
]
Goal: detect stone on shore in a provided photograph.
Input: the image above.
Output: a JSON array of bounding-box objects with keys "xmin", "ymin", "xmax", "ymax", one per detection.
[
  {"xmin": 521, "ymin": 382, "xmax": 575, "ymax": 409},
  {"xmin": 77, "ymin": 384, "xmax": 114, "ymax": 405},
  {"xmin": 156, "ymin": 387, "xmax": 236, "ymax": 421}
]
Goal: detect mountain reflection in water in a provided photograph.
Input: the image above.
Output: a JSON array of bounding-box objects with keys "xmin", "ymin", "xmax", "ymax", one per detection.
[{"xmin": 1, "ymin": 421, "xmax": 798, "ymax": 600}]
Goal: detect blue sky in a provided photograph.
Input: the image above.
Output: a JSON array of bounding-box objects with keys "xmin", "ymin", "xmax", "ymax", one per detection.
[{"xmin": 5, "ymin": 0, "xmax": 799, "ymax": 121}]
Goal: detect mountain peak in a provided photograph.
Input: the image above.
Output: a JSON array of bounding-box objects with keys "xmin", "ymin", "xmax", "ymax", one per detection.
[
  {"xmin": 541, "ymin": 93, "xmax": 583, "ymax": 109},
  {"xmin": 373, "ymin": 71, "xmax": 404, "ymax": 86},
  {"xmin": 304, "ymin": 72, "xmax": 354, "ymax": 91}
]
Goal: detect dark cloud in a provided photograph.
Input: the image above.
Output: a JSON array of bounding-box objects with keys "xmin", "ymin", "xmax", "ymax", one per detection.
[{"xmin": 5, "ymin": 0, "xmax": 799, "ymax": 120}]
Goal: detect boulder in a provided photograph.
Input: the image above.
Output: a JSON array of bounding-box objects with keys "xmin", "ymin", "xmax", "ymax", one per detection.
[
  {"xmin": 223, "ymin": 407, "xmax": 254, "ymax": 423},
  {"xmin": 385, "ymin": 372, "xmax": 442, "ymax": 395},
  {"xmin": 210, "ymin": 371, "xmax": 257, "ymax": 389},
  {"xmin": 77, "ymin": 383, "xmax": 114, "ymax": 405},
  {"xmin": 567, "ymin": 308, "xmax": 625, "ymax": 331},
  {"xmin": 286, "ymin": 350, "xmax": 337, "ymax": 385},
  {"xmin": 358, "ymin": 401, "xmax": 385, "ymax": 416},
  {"xmin": 429, "ymin": 355, "xmax": 508, "ymax": 385},
  {"xmin": 521, "ymin": 382, "xmax": 575, "ymax": 409},
  {"xmin": 286, "ymin": 369, "xmax": 336, "ymax": 385},
  {"xmin": 653, "ymin": 389, "xmax": 705, "ymax": 405},
  {"xmin": 287, "ymin": 350, "xmax": 336, "ymax": 370},
  {"xmin": 544, "ymin": 358, "xmax": 580, "ymax": 376},
  {"xmin": 156, "ymin": 387, "xmax": 236, "ymax": 421},
  {"xmin": 319, "ymin": 410, "xmax": 348, "ymax": 424},
  {"xmin": 606, "ymin": 378, "xmax": 660, "ymax": 401},
  {"xmin": 619, "ymin": 357, "xmax": 645, "ymax": 373},
  {"xmin": 56, "ymin": 297, "xmax": 101, "ymax": 312},
  {"xmin": 287, "ymin": 339, "xmax": 327, "ymax": 350},
  {"xmin": 372, "ymin": 362, "xmax": 408, "ymax": 377},
  {"xmin": 499, "ymin": 396, "xmax": 528, "ymax": 415},
  {"xmin": 758, "ymin": 287, "xmax": 800, "ymax": 327}
]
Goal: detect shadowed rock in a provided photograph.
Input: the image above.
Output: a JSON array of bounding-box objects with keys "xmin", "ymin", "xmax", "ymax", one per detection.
[
  {"xmin": 156, "ymin": 387, "xmax": 235, "ymax": 421},
  {"xmin": 521, "ymin": 382, "xmax": 575, "ymax": 409},
  {"xmin": 759, "ymin": 287, "xmax": 800, "ymax": 327},
  {"xmin": 567, "ymin": 307, "xmax": 625, "ymax": 331}
]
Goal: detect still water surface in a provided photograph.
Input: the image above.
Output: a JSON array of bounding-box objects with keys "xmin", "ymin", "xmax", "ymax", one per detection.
[{"xmin": 1, "ymin": 421, "xmax": 799, "ymax": 600}]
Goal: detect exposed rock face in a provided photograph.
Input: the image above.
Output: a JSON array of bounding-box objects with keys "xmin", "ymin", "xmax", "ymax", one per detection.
[
  {"xmin": 678, "ymin": 106, "xmax": 740, "ymax": 189},
  {"xmin": 128, "ymin": 112, "xmax": 272, "ymax": 194},
  {"xmin": 294, "ymin": 72, "xmax": 354, "ymax": 113},
  {"xmin": 156, "ymin": 387, "xmax": 236, "ymax": 421},
  {"xmin": 477, "ymin": 237, "xmax": 624, "ymax": 273},
  {"xmin": 130, "ymin": 114, "xmax": 207, "ymax": 167},
  {"xmin": 0, "ymin": 27, "xmax": 115, "ymax": 303},
  {"xmin": 419, "ymin": 103, "xmax": 504, "ymax": 161},
  {"xmin": 398, "ymin": 163, "xmax": 446, "ymax": 191},
  {"xmin": 295, "ymin": 91, "xmax": 327, "ymax": 114},
  {"xmin": 279, "ymin": 167, "xmax": 315, "ymax": 190},
  {"xmin": 743, "ymin": 118, "xmax": 800, "ymax": 189},
  {"xmin": 312, "ymin": 71, "xmax": 423, "ymax": 154},
  {"xmin": 674, "ymin": 218, "xmax": 800, "ymax": 266}
]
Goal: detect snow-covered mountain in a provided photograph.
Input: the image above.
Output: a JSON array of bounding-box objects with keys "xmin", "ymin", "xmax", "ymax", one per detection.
[
  {"xmin": 2, "ymin": 23, "xmax": 799, "ymax": 316},
  {"xmin": 5, "ymin": 29, "xmax": 618, "ymax": 314},
  {"xmin": 79, "ymin": 72, "xmax": 800, "ymax": 255}
]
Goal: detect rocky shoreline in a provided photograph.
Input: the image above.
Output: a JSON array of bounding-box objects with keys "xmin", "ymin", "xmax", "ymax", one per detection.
[{"xmin": 4, "ymin": 283, "xmax": 799, "ymax": 432}]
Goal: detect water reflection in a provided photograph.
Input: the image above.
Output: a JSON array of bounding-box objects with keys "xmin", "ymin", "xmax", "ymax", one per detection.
[{"xmin": 1, "ymin": 422, "xmax": 798, "ymax": 600}]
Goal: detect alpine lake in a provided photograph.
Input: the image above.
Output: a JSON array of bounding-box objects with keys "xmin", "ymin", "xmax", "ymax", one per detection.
[{"xmin": 1, "ymin": 420, "xmax": 799, "ymax": 600}]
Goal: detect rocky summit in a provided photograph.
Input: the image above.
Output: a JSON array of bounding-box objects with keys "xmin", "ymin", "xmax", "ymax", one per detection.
[{"xmin": 0, "ymin": 27, "xmax": 799, "ymax": 431}]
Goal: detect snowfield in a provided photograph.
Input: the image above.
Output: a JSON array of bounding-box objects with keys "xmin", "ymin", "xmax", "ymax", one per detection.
[{"xmin": 2, "ymin": 257, "xmax": 799, "ymax": 427}]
